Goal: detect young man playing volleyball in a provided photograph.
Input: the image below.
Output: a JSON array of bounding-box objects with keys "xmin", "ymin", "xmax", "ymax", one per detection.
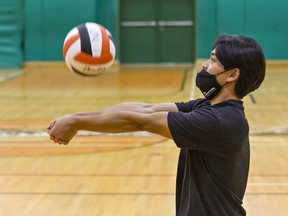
[{"xmin": 48, "ymin": 34, "xmax": 266, "ymax": 216}]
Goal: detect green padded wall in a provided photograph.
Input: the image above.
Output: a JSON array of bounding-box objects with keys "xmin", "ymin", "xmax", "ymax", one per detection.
[
  {"xmin": 25, "ymin": 0, "xmax": 96, "ymax": 61},
  {"xmin": 0, "ymin": 0, "xmax": 23, "ymax": 67},
  {"xmin": 197, "ymin": 0, "xmax": 288, "ymax": 59},
  {"xmin": 22, "ymin": 0, "xmax": 288, "ymax": 61},
  {"xmin": 96, "ymin": 0, "xmax": 118, "ymax": 57},
  {"xmin": 24, "ymin": 0, "xmax": 118, "ymax": 61}
]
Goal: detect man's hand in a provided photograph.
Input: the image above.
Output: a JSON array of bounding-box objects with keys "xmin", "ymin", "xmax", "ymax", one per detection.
[{"xmin": 47, "ymin": 115, "xmax": 78, "ymax": 145}]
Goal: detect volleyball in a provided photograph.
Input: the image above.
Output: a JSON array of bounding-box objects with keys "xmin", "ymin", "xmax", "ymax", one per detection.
[{"xmin": 63, "ymin": 22, "xmax": 116, "ymax": 76}]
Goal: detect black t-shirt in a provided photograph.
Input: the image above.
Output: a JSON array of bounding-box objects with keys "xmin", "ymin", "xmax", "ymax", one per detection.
[{"xmin": 168, "ymin": 99, "xmax": 249, "ymax": 216}]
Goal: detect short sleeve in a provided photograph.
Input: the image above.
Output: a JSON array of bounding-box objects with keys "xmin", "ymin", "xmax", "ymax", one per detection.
[
  {"xmin": 176, "ymin": 98, "xmax": 208, "ymax": 113},
  {"xmin": 168, "ymin": 108, "xmax": 222, "ymax": 153}
]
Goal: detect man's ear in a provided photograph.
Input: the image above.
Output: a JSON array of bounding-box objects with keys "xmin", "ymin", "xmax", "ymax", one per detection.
[{"xmin": 227, "ymin": 68, "xmax": 240, "ymax": 82}]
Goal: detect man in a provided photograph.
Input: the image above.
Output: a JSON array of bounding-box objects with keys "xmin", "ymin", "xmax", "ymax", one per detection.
[{"xmin": 48, "ymin": 34, "xmax": 266, "ymax": 215}]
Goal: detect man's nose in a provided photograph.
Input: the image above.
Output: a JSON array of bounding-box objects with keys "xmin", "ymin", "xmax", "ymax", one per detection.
[{"xmin": 202, "ymin": 62, "xmax": 208, "ymax": 70}]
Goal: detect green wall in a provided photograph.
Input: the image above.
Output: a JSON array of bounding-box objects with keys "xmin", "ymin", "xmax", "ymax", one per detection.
[
  {"xmin": 0, "ymin": 0, "xmax": 23, "ymax": 67},
  {"xmin": 197, "ymin": 0, "xmax": 288, "ymax": 59},
  {"xmin": 24, "ymin": 0, "xmax": 118, "ymax": 61},
  {"xmin": 1, "ymin": 0, "xmax": 287, "ymax": 66},
  {"xmin": 96, "ymin": 0, "xmax": 118, "ymax": 45},
  {"xmin": 25, "ymin": 0, "xmax": 96, "ymax": 60}
]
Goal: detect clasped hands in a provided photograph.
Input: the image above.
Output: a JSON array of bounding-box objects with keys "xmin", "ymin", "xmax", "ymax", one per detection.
[{"xmin": 47, "ymin": 115, "xmax": 77, "ymax": 145}]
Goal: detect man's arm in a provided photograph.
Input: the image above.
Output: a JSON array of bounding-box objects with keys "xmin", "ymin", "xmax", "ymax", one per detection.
[
  {"xmin": 93, "ymin": 102, "xmax": 179, "ymax": 114},
  {"xmin": 47, "ymin": 102, "xmax": 178, "ymax": 145}
]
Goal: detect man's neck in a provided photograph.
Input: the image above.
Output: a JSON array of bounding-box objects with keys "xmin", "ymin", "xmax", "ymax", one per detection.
[{"xmin": 210, "ymin": 88, "xmax": 239, "ymax": 105}]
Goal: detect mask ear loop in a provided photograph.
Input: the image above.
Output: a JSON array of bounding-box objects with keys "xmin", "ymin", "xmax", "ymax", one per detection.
[
  {"xmin": 216, "ymin": 67, "xmax": 233, "ymax": 75},
  {"xmin": 221, "ymin": 81, "xmax": 229, "ymax": 87},
  {"xmin": 217, "ymin": 68, "xmax": 234, "ymax": 87}
]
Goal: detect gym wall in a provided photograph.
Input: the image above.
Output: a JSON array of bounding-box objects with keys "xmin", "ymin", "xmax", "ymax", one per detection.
[
  {"xmin": 24, "ymin": 0, "xmax": 118, "ymax": 62},
  {"xmin": 0, "ymin": 0, "xmax": 23, "ymax": 67},
  {"xmin": 197, "ymin": 0, "xmax": 288, "ymax": 59},
  {"xmin": 25, "ymin": 0, "xmax": 96, "ymax": 61},
  {"xmin": 0, "ymin": 0, "xmax": 287, "ymax": 67}
]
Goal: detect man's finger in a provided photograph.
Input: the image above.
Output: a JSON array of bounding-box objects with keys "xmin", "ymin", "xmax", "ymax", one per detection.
[{"xmin": 47, "ymin": 121, "xmax": 56, "ymax": 131}]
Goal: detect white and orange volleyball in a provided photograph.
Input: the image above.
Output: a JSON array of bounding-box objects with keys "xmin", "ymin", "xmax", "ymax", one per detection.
[{"xmin": 63, "ymin": 22, "xmax": 116, "ymax": 76}]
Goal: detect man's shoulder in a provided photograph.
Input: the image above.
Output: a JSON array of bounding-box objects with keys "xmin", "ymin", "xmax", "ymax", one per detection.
[{"xmin": 176, "ymin": 98, "xmax": 209, "ymax": 112}]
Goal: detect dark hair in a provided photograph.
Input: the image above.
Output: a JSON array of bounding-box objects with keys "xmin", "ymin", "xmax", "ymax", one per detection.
[{"xmin": 213, "ymin": 34, "xmax": 266, "ymax": 99}]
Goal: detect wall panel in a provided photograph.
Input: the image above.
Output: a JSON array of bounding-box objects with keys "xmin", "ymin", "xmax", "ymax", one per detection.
[
  {"xmin": 197, "ymin": 0, "xmax": 288, "ymax": 59},
  {"xmin": 0, "ymin": 0, "xmax": 23, "ymax": 67},
  {"xmin": 25, "ymin": 0, "xmax": 96, "ymax": 61}
]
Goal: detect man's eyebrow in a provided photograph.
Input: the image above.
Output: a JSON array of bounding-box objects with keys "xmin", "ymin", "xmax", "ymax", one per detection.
[
  {"xmin": 210, "ymin": 52, "xmax": 217, "ymax": 60},
  {"xmin": 210, "ymin": 52, "xmax": 224, "ymax": 67}
]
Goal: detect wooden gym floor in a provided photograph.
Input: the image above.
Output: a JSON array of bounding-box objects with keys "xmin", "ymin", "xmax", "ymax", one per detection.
[{"xmin": 0, "ymin": 62, "xmax": 287, "ymax": 215}]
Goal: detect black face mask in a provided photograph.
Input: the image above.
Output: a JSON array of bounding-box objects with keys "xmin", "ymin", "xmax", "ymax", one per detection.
[{"xmin": 196, "ymin": 69, "xmax": 229, "ymax": 100}]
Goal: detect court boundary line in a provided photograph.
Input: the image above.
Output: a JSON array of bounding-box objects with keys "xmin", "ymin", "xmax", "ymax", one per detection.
[{"xmin": 0, "ymin": 191, "xmax": 286, "ymax": 196}]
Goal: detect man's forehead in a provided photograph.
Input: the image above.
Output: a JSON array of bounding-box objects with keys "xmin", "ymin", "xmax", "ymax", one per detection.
[{"xmin": 210, "ymin": 49, "xmax": 217, "ymax": 56}]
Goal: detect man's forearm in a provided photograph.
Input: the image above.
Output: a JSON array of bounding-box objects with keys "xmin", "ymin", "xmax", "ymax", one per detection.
[
  {"xmin": 72, "ymin": 102, "xmax": 177, "ymax": 133},
  {"xmin": 86, "ymin": 102, "xmax": 178, "ymax": 115},
  {"xmin": 72, "ymin": 111, "xmax": 143, "ymax": 133},
  {"xmin": 48, "ymin": 102, "xmax": 175, "ymax": 144}
]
